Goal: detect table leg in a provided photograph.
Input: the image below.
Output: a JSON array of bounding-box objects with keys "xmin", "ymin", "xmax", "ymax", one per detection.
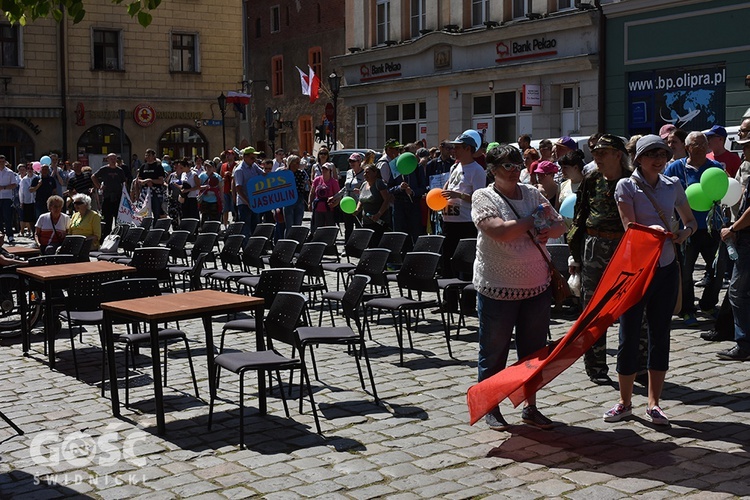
[
  {"xmin": 254, "ymin": 304, "xmax": 266, "ymax": 415},
  {"xmin": 150, "ymin": 320, "xmax": 166, "ymax": 435},
  {"xmin": 19, "ymin": 277, "xmax": 28, "ymax": 355},
  {"xmin": 45, "ymin": 283, "xmax": 55, "ymax": 369},
  {"xmin": 103, "ymin": 310, "xmax": 121, "ymax": 417},
  {"xmin": 202, "ymin": 315, "xmax": 215, "ymax": 401}
]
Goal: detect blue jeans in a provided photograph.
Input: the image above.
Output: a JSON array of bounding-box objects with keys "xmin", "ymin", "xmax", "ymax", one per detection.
[
  {"xmin": 477, "ymin": 288, "xmax": 551, "ymax": 383},
  {"xmin": 283, "ymin": 198, "xmax": 305, "ymax": 237},
  {"xmin": 0, "ymin": 199, "xmax": 14, "ymax": 239},
  {"xmin": 729, "ymin": 234, "xmax": 750, "ymax": 350},
  {"xmin": 617, "ymin": 260, "xmax": 679, "ymax": 374},
  {"xmin": 237, "ymin": 204, "xmax": 259, "ymax": 240}
]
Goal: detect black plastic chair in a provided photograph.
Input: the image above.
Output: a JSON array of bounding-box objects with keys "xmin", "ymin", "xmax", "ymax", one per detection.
[
  {"xmin": 318, "ymin": 248, "xmax": 390, "ymax": 327},
  {"xmin": 140, "ymin": 228, "xmax": 165, "ymax": 248},
  {"xmin": 378, "ymin": 231, "xmax": 408, "ymax": 267},
  {"xmin": 201, "ymin": 234, "xmax": 245, "ymax": 285},
  {"xmin": 101, "ymin": 278, "xmax": 200, "ymax": 408},
  {"xmin": 221, "ymin": 268, "xmax": 306, "ymax": 354},
  {"xmin": 260, "ymin": 239, "xmax": 298, "ymax": 269},
  {"xmin": 164, "ymin": 230, "xmax": 191, "ymax": 264},
  {"xmin": 56, "ymin": 235, "xmax": 86, "ymax": 257},
  {"xmin": 208, "ymin": 291, "xmax": 321, "ymax": 448},
  {"xmin": 130, "ymin": 247, "xmax": 172, "ymax": 291},
  {"xmin": 153, "ymin": 217, "xmax": 172, "ymax": 242},
  {"xmin": 62, "ymin": 270, "xmax": 127, "ymax": 384},
  {"xmin": 285, "ymin": 225, "xmax": 310, "ymax": 252},
  {"xmin": 294, "ymin": 242, "xmax": 328, "ymax": 304},
  {"xmin": 207, "ymin": 236, "xmax": 267, "ymax": 291},
  {"xmin": 310, "ymin": 226, "xmax": 339, "ymax": 260},
  {"xmin": 296, "ymin": 275, "xmax": 379, "ymax": 404},
  {"xmin": 252, "ymin": 223, "xmax": 275, "ymax": 240},
  {"xmin": 436, "ymin": 238, "xmax": 477, "ymax": 333},
  {"xmin": 178, "ymin": 218, "xmax": 200, "ymax": 242},
  {"xmin": 168, "ymin": 232, "xmax": 218, "ymax": 289},
  {"xmin": 364, "ymin": 252, "xmax": 450, "ymax": 365},
  {"xmin": 322, "ymin": 228, "xmax": 375, "ymax": 290},
  {"xmin": 139, "ymin": 217, "xmax": 153, "ymax": 232},
  {"xmin": 98, "ymin": 227, "xmax": 145, "ymax": 260}
]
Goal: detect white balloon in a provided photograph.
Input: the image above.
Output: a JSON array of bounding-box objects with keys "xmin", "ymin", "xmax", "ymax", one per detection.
[{"xmin": 722, "ymin": 178, "xmax": 742, "ymax": 206}]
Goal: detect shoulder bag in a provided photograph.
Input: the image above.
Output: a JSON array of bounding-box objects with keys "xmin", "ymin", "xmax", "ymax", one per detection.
[
  {"xmin": 493, "ymin": 186, "xmax": 572, "ymax": 304},
  {"xmin": 631, "ymin": 177, "xmax": 682, "ymax": 315}
]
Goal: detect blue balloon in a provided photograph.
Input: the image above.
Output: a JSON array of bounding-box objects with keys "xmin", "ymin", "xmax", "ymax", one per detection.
[
  {"xmin": 559, "ymin": 193, "xmax": 576, "ymax": 219},
  {"xmin": 40, "ymin": 155, "xmax": 52, "ymax": 166}
]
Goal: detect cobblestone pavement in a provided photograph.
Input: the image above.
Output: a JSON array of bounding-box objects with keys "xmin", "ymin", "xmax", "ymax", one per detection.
[{"xmin": 0, "ymin": 238, "xmax": 748, "ymax": 499}]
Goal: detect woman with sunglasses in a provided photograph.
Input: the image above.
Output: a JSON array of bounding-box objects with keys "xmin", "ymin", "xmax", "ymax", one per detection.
[
  {"xmin": 471, "ymin": 145, "xmax": 565, "ymax": 431},
  {"xmin": 604, "ymin": 135, "xmax": 695, "ymax": 426},
  {"xmin": 67, "ymin": 193, "xmax": 102, "ymax": 250}
]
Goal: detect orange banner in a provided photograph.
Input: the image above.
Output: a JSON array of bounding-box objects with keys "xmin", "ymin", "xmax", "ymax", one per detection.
[{"xmin": 467, "ymin": 224, "xmax": 668, "ymax": 424}]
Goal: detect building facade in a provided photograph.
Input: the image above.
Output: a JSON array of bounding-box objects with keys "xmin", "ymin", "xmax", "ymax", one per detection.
[
  {"xmin": 335, "ymin": 0, "xmax": 604, "ymax": 150},
  {"xmin": 602, "ymin": 0, "xmax": 750, "ymax": 136},
  {"xmin": 0, "ymin": 1, "xmax": 243, "ymax": 169},
  {"xmin": 245, "ymin": 0, "xmax": 353, "ymax": 156}
]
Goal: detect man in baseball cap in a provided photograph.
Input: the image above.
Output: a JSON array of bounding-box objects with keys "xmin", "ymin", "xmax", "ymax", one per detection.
[{"xmin": 705, "ymin": 125, "xmax": 740, "ymax": 177}]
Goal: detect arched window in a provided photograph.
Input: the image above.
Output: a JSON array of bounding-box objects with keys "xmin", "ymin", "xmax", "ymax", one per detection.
[
  {"xmin": 158, "ymin": 125, "xmax": 207, "ymax": 159},
  {"xmin": 0, "ymin": 124, "xmax": 35, "ymax": 166},
  {"xmin": 77, "ymin": 124, "xmax": 131, "ymax": 170}
]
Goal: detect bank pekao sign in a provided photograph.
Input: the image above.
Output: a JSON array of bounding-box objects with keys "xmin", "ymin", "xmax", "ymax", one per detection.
[
  {"xmin": 360, "ymin": 61, "xmax": 402, "ymax": 82},
  {"xmin": 495, "ymin": 37, "xmax": 558, "ymax": 64}
]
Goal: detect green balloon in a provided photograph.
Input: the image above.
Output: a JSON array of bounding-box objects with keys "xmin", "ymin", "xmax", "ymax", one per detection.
[
  {"xmin": 396, "ymin": 153, "xmax": 417, "ymax": 175},
  {"xmin": 685, "ymin": 183, "xmax": 713, "ymax": 212},
  {"xmin": 340, "ymin": 196, "xmax": 357, "ymax": 214},
  {"xmin": 700, "ymin": 167, "xmax": 729, "ymax": 202}
]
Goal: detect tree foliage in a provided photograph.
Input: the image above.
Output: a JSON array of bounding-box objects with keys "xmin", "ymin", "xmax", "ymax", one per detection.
[{"xmin": 2, "ymin": 0, "xmax": 162, "ymax": 27}]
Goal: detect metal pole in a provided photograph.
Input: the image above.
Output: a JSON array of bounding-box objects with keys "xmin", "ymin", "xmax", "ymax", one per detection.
[
  {"xmin": 118, "ymin": 109, "xmax": 125, "ymax": 158},
  {"xmin": 332, "ymin": 94, "xmax": 338, "ymax": 151}
]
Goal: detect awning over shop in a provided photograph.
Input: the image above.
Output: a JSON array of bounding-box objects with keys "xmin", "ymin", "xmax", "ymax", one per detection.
[{"xmin": 0, "ymin": 107, "xmax": 63, "ymax": 118}]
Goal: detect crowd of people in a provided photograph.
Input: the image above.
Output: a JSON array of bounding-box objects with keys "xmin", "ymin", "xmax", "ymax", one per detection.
[{"xmin": 3, "ymin": 111, "xmax": 749, "ymax": 432}]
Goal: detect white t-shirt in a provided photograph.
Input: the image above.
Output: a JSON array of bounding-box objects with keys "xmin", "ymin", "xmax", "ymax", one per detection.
[{"xmin": 442, "ymin": 160, "xmax": 487, "ymax": 223}]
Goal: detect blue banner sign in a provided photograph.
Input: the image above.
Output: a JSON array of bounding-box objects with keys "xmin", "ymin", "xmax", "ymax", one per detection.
[{"xmin": 248, "ymin": 170, "xmax": 298, "ymax": 214}]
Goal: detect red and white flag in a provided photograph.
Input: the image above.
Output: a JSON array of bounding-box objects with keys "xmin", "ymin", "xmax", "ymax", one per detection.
[
  {"xmin": 225, "ymin": 91, "xmax": 252, "ymax": 105},
  {"xmin": 296, "ymin": 65, "xmax": 320, "ymax": 104}
]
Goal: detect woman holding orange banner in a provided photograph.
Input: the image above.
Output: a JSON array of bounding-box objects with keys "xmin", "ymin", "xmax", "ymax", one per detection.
[
  {"xmin": 471, "ymin": 145, "xmax": 566, "ymax": 431},
  {"xmin": 607, "ymin": 135, "xmax": 696, "ymax": 426}
]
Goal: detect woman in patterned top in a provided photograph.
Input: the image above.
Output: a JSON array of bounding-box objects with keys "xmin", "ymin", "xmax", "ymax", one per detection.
[{"xmin": 471, "ymin": 145, "xmax": 566, "ymax": 432}]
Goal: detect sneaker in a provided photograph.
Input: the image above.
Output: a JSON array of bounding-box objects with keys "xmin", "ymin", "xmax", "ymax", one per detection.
[
  {"xmin": 485, "ymin": 409, "xmax": 510, "ymax": 431},
  {"xmin": 603, "ymin": 402, "xmax": 632, "ymax": 422},
  {"xmin": 645, "ymin": 405, "xmax": 669, "ymax": 425},
  {"xmin": 589, "ymin": 373, "xmax": 612, "ymax": 385},
  {"xmin": 717, "ymin": 345, "xmax": 750, "ymax": 361},
  {"xmin": 682, "ymin": 314, "xmax": 698, "ymax": 326},
  {"xmin": 521, "ymin": 405, "xmax": 554, "ymax": 430}
]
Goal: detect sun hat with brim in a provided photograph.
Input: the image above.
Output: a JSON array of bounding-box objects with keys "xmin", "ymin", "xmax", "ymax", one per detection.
[
  {"xmin": 348, "ymin": 152, "xmax": 363, "ymax": 162},
  {"xmin": 635, "ymin": 134, "xmax": 672, "ymax": 161},
  {"xmin": 533, "ymin": 160, "xmax": 559, "ymax": 174},
  {"xmin": 321, "ymin": 162, "xmax": 334, "ymax": 170},
  {"xmin": 242, "ymin": 146, "xmax": 257, "ymax": 155}
]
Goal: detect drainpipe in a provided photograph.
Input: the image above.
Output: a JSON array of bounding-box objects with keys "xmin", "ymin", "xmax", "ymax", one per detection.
[
  {"xmin": 595, "ymin": 0, "xmax": 605, "ymax": 133},
  {"xmin": 59, "ymin": 5, "xmax": 68, "ymax": 160}
]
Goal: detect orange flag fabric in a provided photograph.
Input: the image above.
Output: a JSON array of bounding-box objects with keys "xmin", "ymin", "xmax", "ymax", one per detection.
[{"xmin": 467, "ymin": 224, "xmax": 668, "ymax": 425}]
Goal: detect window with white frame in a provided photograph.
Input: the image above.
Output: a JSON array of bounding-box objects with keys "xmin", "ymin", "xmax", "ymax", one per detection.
[
  {"xmin": 355, "ymin": 106, "xmax": 368, "ymax": 148},
  {"xmin": 92, "ymin": 29, "xmax": 122, "ymax": 70},
  {"xmin": 171, "ymin": 33, "xmax": 199, "ymax": 73},
  {"xmin": 472, "ymin": 0, "xmax": 489, "ymax": 26},
  {"xmin": 385, "ymin": 101, "xmax": 426, "ymax": 144},
  {"xmin": 270, "ymin": 5, "xmax": 280, "ymax": 33},
  {"xmin": 513, "ymin": 0, "xmax": 531, "ymax": 18},
  {"xmin": 410, "ymin": 0, "xmax": 426, "ymax": 38},
  {"xmin": 561, "ymin": 85, "xmax": 580, "ymax": 135},
  {"xmin": 473, "ymin": 91, "xmax": 532, "ymax": 144},
  {"xmin": 0, "ymin": 24, "xmax": 20, "ymax": 67},
  {"xmin": 376, "ymin": 0, "xmax": 390, "ymax": 45}
]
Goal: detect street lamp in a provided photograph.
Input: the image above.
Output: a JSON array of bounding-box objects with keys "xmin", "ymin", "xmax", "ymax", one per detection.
[
  {"xmin": 328, "ymin": 71, "xmax": 341, "ymax": 151},
  {"xmin": 217, "ymin": 92, "xmax": 227, "ymax": 151},
  {"xmin": 266, "ymin": 107, "xmax": 277, "ymax": 153}
]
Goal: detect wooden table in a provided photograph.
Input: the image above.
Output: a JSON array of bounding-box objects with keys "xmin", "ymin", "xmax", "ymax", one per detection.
[
  {"xmin": 101, "ymin": 289, "xmax": 264, "ymax": 435},
  {"xmin": 5, "ymin": 246, "xmax": 41, "ymax": 258},
  {"xmin": 17, "ymin": 261, "xmax": 135, "ymax": 367}
]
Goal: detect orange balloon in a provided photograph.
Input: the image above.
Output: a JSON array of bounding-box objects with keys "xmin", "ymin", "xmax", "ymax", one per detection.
[{"xmin": 426, "ymin": 188, "xmax": 448, "ymax": 211}]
